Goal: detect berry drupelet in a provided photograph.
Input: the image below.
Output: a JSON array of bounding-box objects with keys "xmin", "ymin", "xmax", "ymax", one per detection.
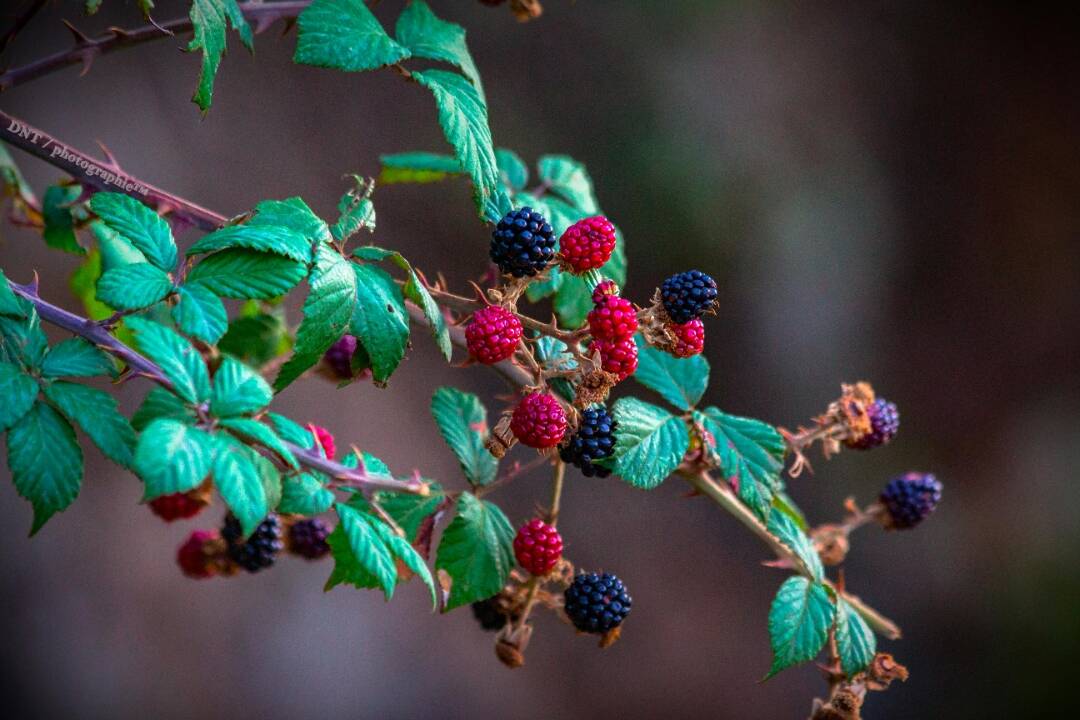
[
  {"xmin": 490, "ymin": 207, "xmax": 555, "ymax": 277},
  {"xmin": 880, "ymin": 472, "xmax": 942, "ymax": 529},
  {"xmin": 513, "ymin": 518, "xmax": 563, "ymax": 576},
  {"xmin": 560, "ymin": 406, "xmax": 617, "ymax": 478},
  {"xmin": 559, "ymin": 215, "xmax": 617, "ymax": 273},
  {"xmin": 592, "ymin": 336, "xmax": 638, "ymax": 381},
  {"xmin": 588, "ymin": 289, "xmax": 638, "ymax": 342},
  {"xmin": 845, "ymin": 398, "xmax": 900, "ymax": 450},
  {"xmin": 288, "ymin": 518, "xmax": 331, "ymax": 559},
  {"xmin": 669, "ymin": 319, "xmax": 705, "ymax": 358},
  {"xmin": 222, "ymin": 513, "xmax": 283, "ymax": 573},
  {"xmin": 465, "ymin": 305, "xmax": 523, "ymax": 364},
  {"xmin": 149, "ymin": 491, "xmax": 207, "ymax": 522},
  {"xmin": 510, "ymin": 392, "xmax": 568, "ymax": 449},
  {"xmin": 660, "ymin": 270, "xmax": 718, "ymax": 324},
  {"xmin": 564, "ymin": 572, "xmax": 632, "ymax": 634}
]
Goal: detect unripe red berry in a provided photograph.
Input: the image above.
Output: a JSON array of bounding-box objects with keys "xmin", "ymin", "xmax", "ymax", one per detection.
[
  {"xmin": 669, "ymin": 319, "xmax": 705, "ymax": 358},
  {"xmin": 513, "ymin": 518, "xmax": 563, "ymax": 576},
  {"xmin": 149, "ymin": 491, "xmax": 207, "ymax": 522},
  {"xmin": 177, "ymin": 529, "xmax": 218, "ymax": 579},
  {"xmin": 465, "ymin": 305, "xmax": 523, "ymax": 364},
  {"xmin": 559, "ymin": 216, "xmax": 617, "ymax": 273},
  {"xmin": 311, "ymin": 424, "xmax": 336, "ymax": 460},
  {"xmin": 592, "ymin": 336, "xmax": 639, "ymax": 381},
  {"xmin": 588, "ymin": 294, "xmax": 638, "ymax": 342},
  {"xmin": 510, "ymin": 392, "xmax": 567, "ymax": 449},
  {"xmin": 591, "ymin": 280, "xmax": 620, "ymax": 303}
]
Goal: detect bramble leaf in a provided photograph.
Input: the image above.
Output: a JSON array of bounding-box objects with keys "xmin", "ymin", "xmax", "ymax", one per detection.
[
  {"xmin": 135, "ymin": 418, "xmax": 215, "ymax": 499},
  {"xmin": 132, "ymin": 387, "xmax": 195, "ymax": 431},
  {"xmin": 279, "ymin": 472, "xmax": 334, "ymax": 516},
  {"xmin": 611, "ymin": 397, "xmax": 690, "ymax": 489},
  {"xmin": 6, "ymin": 401, "xmax": 83, "ymax": 535},
  {"xmin": 218, "ymin": 417, "xmax": 299, "ymax": 470},
  {"xmin": 44, "ymin": 381, "xmax": 135, "ymax": 468},
  {"xmin": 211, "ymin": 356, "xmax": 272, "ymax": 417},
  {"xmin": 766, "ymin": 576, "xmax": 835, "ymax": 679},
  {"xmin": 836, "ymin": 597, "xmax": 877, "ymax": 677},
  {"xmin": 40, "ymin": 338, "xmax": 114, "ymax": 379},
  {"xmin": 88, "ymin": 192, "xmax": 176, "ymax": 271},
  {"xmin": 332, "ymin": 177, "xmax": 376, "ymax": 241},
  {"xmin": 430, "ymin": 387, "xmax": 497, "ymax": 486},
  {"xmin": 212, "ymin": 435, "xmax": 269, "ymax": 535},
  {"xmin": 369, "ymin": 516, "xmax": 437, "ymax": 609},
  {"xmin": 247, "ymin": 197, "xmax": 331, "ymax": 245},
  {"xmin": 495, "ymin": 148, "xmax": 528, "ymax": 191},
  {"xmin": 219, "ymin": 309, "xmax": 291, "ymax": 366},
  {"xmin": 294, "ymin": 0, "xmax": 409, "ymax": 71},
  {"xmin": 378, "ymin": 152, "xmax": 463, "ymax": 184},
  {"xmin": 699, "ymin": 407, "xmax": 785, "ymax": 521},
  {"xmin": 374, "ymin": 484, "xmax": 446, "ymax": 542},
  {"xmin": 267, "ymin": 412, "xmax": 314, "ymax": 449},
  {"xmin": 42, "ymin": 184, "xmax": 85, "ymax": 255},
  {"xmin": 187, "ymin": 0, "xmax": 254, "ymax": 112},
  {"xmin": 96, "ymin": 263, "xmax": 173, "ymax": 310},
  {"xmin": 172, "ymin": 282, "xmax": 228, "ymax": 344},
  {"xmin": 332, "ymin": 503, "xmax": 398, "ymax": 598},
  {"xmin": 633, "ymin": 335, "xmax": 709, "ymax": 411},
  {"xmin": 187, "ymin": 249, "xmax": 308, "ymax": 299},
  {"xmin": 0, "ymin": 361, "xmax": 38, "ymax": 431},
  {"xmin": 188, "ymin": 224, "xmax": 312, "ymax": 264},
  {"xmin": 0, "ymin": 269, "xmax": 23, "ymax": 316},
  {"xmin": 350, "ymin": 263, "xmax": 408, "ymax": 383},
  {"xmin": 126, "ymin": 317, "xmax": 210, "ymax": 403},
  {"xmin": 434, "ymin": 492, "xmax": 514, "ymax": 611},
  {"xmin": 766, "ymin": 508, "xmax": 824, "ymax": 582},
  {"xmin": 395, "ymin": 1, "xmax": 482, "ymax": 93},
  {"xmin": 0, "ymin": 300, "xmax": 47, "ymax": 367},
  {"xmin": 536, "ymin": 155, "xmax": 600, "ymax": 214}
]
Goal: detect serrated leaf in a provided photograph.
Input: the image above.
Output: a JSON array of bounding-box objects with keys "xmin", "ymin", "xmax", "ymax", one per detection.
[
  {"xmin": 88, "ymin": 193, "xmax": 176, "ymax": 271},
  {"xmin": 188, "ymin": 224, "xmax": 312, "ymax": 263},
  {"xmin": 534, "ymin": 336, "xmax": 576, "ymax": 403},
  {"xmin": 373, "ymin": 485, "xmax": 445, "ymax": 542},
  {"xmin": 0, "ymin": 361, "xmax": 38, "ymax": 431},
  {"xmin": 247, "ymin": 197, "xmax": 331, "ymax": 245},
  {"xmin": 172, "ymin": 282, "xmax": 228, "ymax": 344},
  {"xmin": 413, "ymin": 69, "xmax": 499, "ymax": 214},
  {"xmin": 611, "ymin": 397, "xmax": 690, "ymax": 489},
  {"xmin": 92, "ymin": 219, "xmax": 148, "ymax": 270},
  {"xmin": 766, "ymin": 576, "xmax": 835, "ymax": 679},
  {"xmin": 267, "ymin": 412, "xmax": 314, "ymax": 448},
  {"xmin": 44, "ymin": 381, "xmax": 135, "ymax": 468},
  {"xmin": 699, "ymin": 407, "xmax": 785, "ymax": 520},
  {"xmin": 40, "ymin": 338, "xmax": 114, "ymax": 378},
  {"xmin": 187, "ymin": 249, "xmax": 308, "ymax": 299},
  {"xmin": 332, "ymin": 178, "xmax": 376, "ymax": 241},
  {"xmin": 434, "ymin": 492, "xmax": 513, "ymax": 610},
  {"xmin": 395, "ymin": 1, "xmax": 482, "ymax": 93},
  {"xmin": 0, "ymin": 300, "xmax": 47, "ymax": 368},
  {"xmin": 0, "ymin": 269, "xmax": 23, "ymax": 316},
  {"xmin": 218, "ymin": 417, "xmax": 299, "ymax": 470},
  {"xmin": 430, "ymin": 387, "xmax": 497, "ymax": 486},
  {"xmin": 252, "ymin": 450, "xmax": 282, "ymax": 511},
  {"xmin": 187, "ymin": 0, "xmax": 254, "ymax": 112},
  {"xmin": 767, "ymin": 507, "xmax": 824, "ymax": 582},
  {"xmin": 69, "ymin": 249, "xmax": 114, "ymax": 322},
  {"xmin": 279, "ymin": 472, "xmax": 334, "ymax": 515},
  {"xmin": 536, "ymin": 155, "xmax": 599, "ymax": 214},
  {"xmin": 6, "ymin": 401, "xmax": 83, "ymax": 535},
  {"xmin": 836, "ymin": 597, "xmax": 877, "ymax": 677},
  {"xmin": 342, "ymin": 450, "xmax": 391, "ymax": 475},
  {"xmin": 294, "ymin": 0, "xmax": 409, "ymax": 71},
  {"xmin": 96, "ymin": 262, "xmax": 173, "ymax": 310},
  {"xmin": 131, "ymin": 386, "xmax": 194, "ymax": 431},
  {"xmin": 218, "ymin": 310, "xmax": 291, "ymax": 366},
  {"xmin": 350, "ymin": 263, "xmax": 408, "ymax": 383},
  {"xmin": 134, "ymin": 418, "xmax": 215, "ymax": 498},
  {"xmin": 378, "ymin": 152, "xmax": 463, "ymax": 184},
  {"xmin": 369, "ymin": 517, "xmax": 437, "ymax": 608},
  {"xmin": 495, "ymin": 148, "xmax": 528, "ymax": 191},
  {"xmin": 334, "ymin": 504, "xmax": 398, "ymax": 598},
  {"xmin": 126, "ymin": 317, "xmax": 210, "ymax": 403},
  {"xmin": 275, "ymin": 245, "xmax": 357, "ymax": 391},
  {"xmin": 772, "ymin": 490, "xmax": 809, "ymax": 531},
  {"xmin": 213, "ymin": 435, "xmax": 268, "ymax": 535},
  {"xmin": 211, "ymin": 356, "xmax": 272, "ymax": 417},
  {"xmin": 633, "ymin": 335, "xmax": 709, "ymax": 411},
  {"xmin": 42, "ymin": 184, "xmax": 85, "ymax": 255}
]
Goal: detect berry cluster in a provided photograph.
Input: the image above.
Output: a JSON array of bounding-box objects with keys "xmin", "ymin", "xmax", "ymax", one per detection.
[
  {"xmin": 176, "ymin": 530, "xmax": 219, "ymax": 579},
  {"xmin": 587, "ymin": 281, "xmax": 637, "ymax": 342},
  {"xmin": 288, "ymin": 518, "xmax": 332, "ymax": 559},
  {"xmin": 559, "ymin": 216, "xmax": 617, "ymax": 273},
  {"xmin": 880, "ymin": 472, "xmax": 942, "ymax": 529},
  {"xmin": 510, "ymin": 392, "xmax": 567, "ymax": 449},
  {"xmin": 846, "ymin": 398, "xmax": 900, "ymax": 450},
  {"xmin": 490, "ymin": 207, "xmax": 556, "ymax": 277},
  {"xmin": 311, "ymin": 424, "xmax": 337, "ymax": 460},
  {"xmin": 466, "ymin": 305, "xmax": 523, "ymax": 364},
  {"xmin": 560, "ymin": 406, "xmax": 617, "ymax": 477},
  {"xmin": 149, "ymin": 491, "xmax": 207, "ymax": 522},
  {"xmin": 513, "ymin": 518, "xmax": 563, "ymax": 576},
  {"xmin": 591, "ymin": 336, "xmax": 638, "ymax": 381},
  {"xmin": 564, "ymin": 572, "xmax": 632, "ymax": 634},
  {"xmin": 222, "ymin": 513, "xmax": 283, "ymax": 573},
  {"xmin": 660, "ymin": 270, "xmax": 718, "ymax": 324}
]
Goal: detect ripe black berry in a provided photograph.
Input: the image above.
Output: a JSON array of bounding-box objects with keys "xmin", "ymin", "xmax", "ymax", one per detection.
[
  {"xmin": 490, "ymin": 207, "xmax": 555, "ymax": 278},
  {"xmin": 846, "ymin": 398, "xmax": 900, "ymax": 450},
  {"xmin": 660, "ymin": 270, "xmax": 718, "ymax": 324},
  {"xmin": 880, "ymin": 472, "xmax": 942, "ymax": 529},
  {"xmin": 560, "ymin": 406, "xmax": 617, "ymax": 478},
  {"xmin": 288, "ymin": 518, "xmax": 331, "ymax": 559},
  {"xmin": 564, "ymin": 572, "xmax": 632, "ymax": 634},
  {"xmin": 222, "ymin": 513, "xmax": 283, "ymax": 573}
]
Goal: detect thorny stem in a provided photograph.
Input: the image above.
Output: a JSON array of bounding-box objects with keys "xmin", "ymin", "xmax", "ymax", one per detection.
[{"xmin": 6, "ymin": 280, "xmax": 427, "ymax": 496}]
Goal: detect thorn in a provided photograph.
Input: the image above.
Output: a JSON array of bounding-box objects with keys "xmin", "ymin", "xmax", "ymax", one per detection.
[
  {"xmin": 142, "ymin": 17, "xmax": 173, "ymax": 36},
  {"xmin": 62, "ymin": 19, "xmax": 93, "ymax": 46},
  {"xmin": 77, "ymin": 50, "xmax": 95, "ymax": 78},
  {"xmin": 95, "ymin": 140, "xmax": 121, "ymax": 171},
  {"xmin": 29, "ymin": 270, "xmax": 40, "ymax": 293}
]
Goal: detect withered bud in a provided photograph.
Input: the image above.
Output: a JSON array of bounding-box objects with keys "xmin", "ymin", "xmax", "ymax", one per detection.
[
  {"xmin": 810, "ymin": 524, "xmax": 851, "ymax": 566},
  {"xmin": 598, "ymin": 625, "xmax": 622, "ymax": 649},
  {"xmin": 864, "ymin": 653, "xmax": 909, "ymax": 691},
  {"xmin": 495, "ymin": 623, "xmax": 533, "ymax": 669},
  {"xmin": 485, "ymin": 414, "xmax": 515, "ymax": 459}
]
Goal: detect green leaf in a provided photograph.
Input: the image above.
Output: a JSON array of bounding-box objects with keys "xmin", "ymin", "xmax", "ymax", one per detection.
[
  {"xmin": 699, "ymin": 407, "xmax": 785, "ymax": 521},
  {"xmin": 96, "ymin": 262, "xmax": 173, "ymax": 310},
  {"xmin": 534, "ymin": 335, "xmax": 576, "ymax": 403},
  {"xmin": 495, "ymin": 148, "xmax": 528, "ymax": 191},
  {"xmin": 766, "ymin": 576, "xmax": 835, "ymax": 679},
  {"xmin": 43, "ymin": 381, "xmax": 135, "ymax": 468},
  {"xmin": 369, "ymin": 516, "xmax": 437, "ymax": 608},
  {"xmin": 333, "ymin": 503, "xmax": 398, "ymax": 598},
  {"xmin": 350, "ymin": 263, "xmax": 409, "ymax": 384},
  {"xmin": 767, "ymin": 508, "xmax": 824, "ymax": 582},
  {"xmin": 395, "ymin": 1, "xmax": 482, "ymax": 93},
  {"xmin": 331, "ymin": 177, "xmax": 376, "ymax": 241},
  {"xmin": 413, "ymin": 69, "xmax": 499, "ymax": 213},
  {"xmin": 294, "ymin": 0, "xmax": 409, "ymax": 71},
  {"xmin": 131, "ymin": 386, "xmax": 194, "ymax": 431},
  {"xmin": 187, "ymin": 249, "xmax": 308, "ymax": 299},
  {"xmin": 378, "ymin": 152, "xmax": 463, "ymax": 184},
  {"xmin": 610, "ymin": 397, "xmax": 690, "ymax": 489},
  {"xmin": 343, "ymin": 450, "xmax": 391, "ymax": 475},
  {"xmin": 836, "ymin": 597, "xmax": 877, "ymax": 677},
  {"xmin": 218, "ymin": 310, "xmax": 291, "ymax": 366},
  {"xmin": 88, "ymin": 192, "xmax": 176, "ymax": 271},
  {"xmin": 40, "ymin": 338, "xmax": 114, "ymax": 378},
  {"xmin": 279, "ymin": 472, "xmax": 334, "ymax": 515},
  {"xmin": 252, "ymin": 450, "xmax": 282, "ymax": 511},
  {"xmin": 374, "ymin": 485, "xmax": 445, "ymax": 542},
  {"xmin": 247, "ymin": 197, "xmax": 331, "ymax": 245},
  {"xmin": 434, "ymin": 492, "xmax": 514, "ymax": 610},
  {"xmin": 0, "ymin": 361, "xmax": 38, "ymax": 431},
  {"xmin": 536, "ymin": 155, "xmax": 599, "ymax": 214},
  {"xmin": 92, "ymin": 219, "xmax": 148, "ymax": 270},
  {"xmin": 218, "ymin": 417, "xmax": 299, "ymax": 470},
  {"xmin": 42, "ymin": 184, "xmax": 85, "ymax": 255},
  {"xmin": 275, "ymin": 245, "xmax": 357, "ymax": 391},
  {"xmin": 211, "ymin": 356, "xmax": 272, "ymax": 417},
  {"xmin": 172, "ymin": 282, "xmax": 228, "ymax": 344},
  {"xmin": 0, "ymin": 300, "xmax": 47, "ymax": 368},
  {"xmin": 430, "ymin": 387, "xmax": 497, "ymax": 486},
  {"xmin": 134, "ymin": 418, "xmax": 214, "ymax": 498},
  {"xmin": 267, "ymin": 412, "xmax": 314, "ymax": 448},
  {"xmin": 188, "ymin": 224, "xmax": 312, "ymax": 263},
  {"xmin": 772, "ymin": 490, "xmax": 809, "ymax": 531},
  {"xmin": 187, "ymin": 0, "xmax": 254, "ymax": 112},
  {"xmin": 6, "ymin": 401, "xmax": 83, "ymax": 535},
  {"xmin": 0, "ymin": 269, "xmax": 23, "ymax": 316},
  {"xmin": 212, "ymin": 435, "xmax": 269, "ymax": 535},
  {"xmin": 633, "ymin": 335, "xmax": 709, "ymax": 411},
  {"xmin": 69, "ymin": 250, "xmax": 113, "ymax": 322},
  {"xmin": 126, "ymin": 317, "xmax": 210, "ymax": 403},
  {"xmin": 86, "ymin": 0, "xmax": 103, "ymax": 14}
]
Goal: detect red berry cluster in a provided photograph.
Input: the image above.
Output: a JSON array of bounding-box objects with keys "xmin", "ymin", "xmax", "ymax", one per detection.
[
  {"xmin": 466, "ymin": 305, "xmax": 523, "ymax": 365},
  {"xmin": 669, "ymin": 318, "xmax": 705, "ymax": 358},
  {"xmin": 513, "ymin": 518, "xmax": 563, "ymax": 576},
  {"xmin": 510, "ymin": 392, "xmax": 567, "ymax": 449},
  {"xmin": 149, "ymin": 491, "xmax": 207, "ymax": 522},
  {"xmin": 176, "ymin": 529, "xmax": 220, "ymax": 579},
  {"xmin": 311, "ymin": 424, "xmax": 336, "ymax": 460},
  {"xmin": 559, "ymin": 216, "xmax": 617, "ymax": 273},
  {"xmin": 592, "ymin": 336, "xmax": 638, "ymax": 380},
  {"xmin": 587, "ymin": 282, "xmax": 638, "ymax": 343}
]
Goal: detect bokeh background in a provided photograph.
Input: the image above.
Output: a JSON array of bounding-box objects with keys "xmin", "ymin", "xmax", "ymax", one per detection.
[{"xmin": 1, "ymin": 1, "xmax": 1078, "ymax": 718}]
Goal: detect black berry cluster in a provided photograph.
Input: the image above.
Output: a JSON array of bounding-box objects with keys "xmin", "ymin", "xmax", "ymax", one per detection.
[
  {"xmin": 288, "ymin": 518, "xmax": 331, "ymax": 559},
  {"xmin": 490, "ymin": 207, "xmax": 555, "ymax": 277},
  {"xmin": 222, "ymin": 513, "xmax": 283, "ymax": 573},
  {"xmin": 660, "ymin": 270, "xmax": 718, "ymax": 323},
  {"xmin": 564, "ymin": 572, "xmax": 632, "ymax": 634},
  {"xmin": 560, "ymin": 406, "xmax": 617, "ymax": 478},
  {"xmin": 847, "ymin": 398, "xmax": 900, "ymax": 450},
  {"xmin": 880, "ymin": 472, "xmax": 942, "ymax": 529}
]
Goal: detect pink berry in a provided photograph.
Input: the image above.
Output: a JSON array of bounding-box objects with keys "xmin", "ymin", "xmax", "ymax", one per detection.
[
  {"xmin": 311, "ymin": 424, "xmax": 336, "ymax": 460},
  {"xmin": 513, "ymin": 518, "xmax": 563, "ymax": 576},
  {"xmin": 669, "ymin": 319, "xmax": 705, "ymax": 358},
  {"xmin": 466, "ymin": 305, "xmax": 523, "ymax": 364},
  {"xmin": 510, "ymin": 392, "xmax": 568, "ymax": 449},
  {"xmin": 559, "ymin": 216, "xmax": 617, "ymax": 273},
  {"xmin": 149, "ymin": 492, "xmax": 206, "ymax": 522},
  {"xmin": 588, "ymin": 293, "xmax": 638, "ymax": 342},
  {"xmin": 592, "ymin": 337, "xmax": 638, "ymax": 381},
  {"xmin": 591, "ymin": 280, "xmax": 620, "ymax": 304},
  {"xmin": 177, "ymin": 530, "xmax": 218, "ymax": 579}
]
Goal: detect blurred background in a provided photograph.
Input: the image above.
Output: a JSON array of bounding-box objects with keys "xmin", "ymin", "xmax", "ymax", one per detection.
[{"xmin": 1, "ymin": 1, "xmax": 1078, "ymax": 718}]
